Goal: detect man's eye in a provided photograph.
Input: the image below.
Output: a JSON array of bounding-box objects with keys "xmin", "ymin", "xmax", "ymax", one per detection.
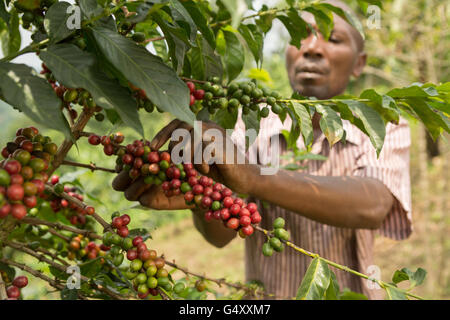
[{"xmin": 329, "ymin": 37, "xmax": 341, "ymax": 43}]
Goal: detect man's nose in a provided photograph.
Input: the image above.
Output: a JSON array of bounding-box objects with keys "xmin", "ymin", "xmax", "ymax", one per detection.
[{"xmin": 301, "ymin": 33, "xmax": 325, "ymax": 59}]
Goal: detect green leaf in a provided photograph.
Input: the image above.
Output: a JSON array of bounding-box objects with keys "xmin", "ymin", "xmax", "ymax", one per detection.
[
  {"xmin": 79, "ymin": 0, "xmax": 103, "ymax": 19},
  {"xmin": 170, "ymin": 0, "xmax": 197, "ymax": 44},
  {"xmin": 212, "ymin": 107, "xmax": 238, "ymax": 130},
  {"xmin": 392, "ymin": 267, "xmax": 427, "ymax": 288},
  {"xmin": 79, "ymin": 258, "xmax": 103, "ymax": 278},
  {"xmin": 360, "ymin": 89, "xmax": 400, "ymax": 123},
  {"xmin": 189, "ymin": 34, "xmax": 223, "ymax": 81},
  {"xmin": 315, "ymin": 104, "xmax": 344, "ymax": 147},
  {"xmin": 325, "ymin": 271, "xmax": 340, "ymax": 300},
  {"xmin": 90, "ymin": 26, "xmax": 194, "ymax": 124},
  {"xmin": 0, "ymin": 0, "xmax": 10, "ymax": 27},
  {"xmin": 339, "ymin": 288, "xmax": 368, "ymax": 300},
  {"xmin": 61, "ymin": 288, "xmax": 79, "ymax": 300},
  {"xmin": 0, "ymin": 8, "xmax": 20, "ymax": 56},
  {"xmin": 221, "ymin": 27, "xmax": 244, "ymax": 82},
  {"xmin": 0, "ymin": 61, "xmax": 71, "ymax": 138},
  {"xmin": 387, "ymin": 84, "xmax": 439, "ymax": 98},
  {"xmin": 316, "ymin": 3, "xmax": 365, "ymax": 40},
  {"xmin": 277, "ymin": 13, "xmax": 307, "ymax": 49},
  {"xmin": 289, "ymin": 102, "xmax": 313, "ymax": 147},
  {"xmin": 39, "ymin": 44, "xmax": 144, "ymax": 136},
  {"xmin": 238, "ymin": 24, "xmax": 263, "ymax": 66},
  {"xmin": 0, "ymin": 261, "xmax": 16, "ymax": 280},
  {"xmin": 342, "ymin": 100, "xmax": 386, "ymax": 156},
  {"xmin": 181, "ymin": 0, "xmax": 215, "ymax": 49},
  {"xmin": 296, "ymin": 257, "xmax": 331, "ymax": 300},
  {"xmin": 49, "ymin": 266, "xmax": 70, "ymax": 280},
  {"xmin": 44, "ymin": 1, "xmax": 76, "ymax": 44},
  {"xmin": 242, "ymin": 109, "xmax": 260, "ymax": 148},
  {"xmin": 405, "ymin": 98, "xmax": 449, "ymax": 139},
  {"xmin": 304, "ymin": 6, "xmax": 334, "ymax": 40},
  {"xmin": 385, "ymin": 286, "xmax": 407, "ymax": 300}
]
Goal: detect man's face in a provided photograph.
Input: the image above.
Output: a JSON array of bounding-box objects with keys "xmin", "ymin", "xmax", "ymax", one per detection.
[{"xmin": 286, "ymin": 12, "xmax": 366, "ymax": 99}]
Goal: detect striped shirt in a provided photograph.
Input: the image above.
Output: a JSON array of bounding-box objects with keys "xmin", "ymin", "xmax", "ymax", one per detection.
[{"xmin": 232, "ymin": 111, "xmax": 412, "ymax": 300}]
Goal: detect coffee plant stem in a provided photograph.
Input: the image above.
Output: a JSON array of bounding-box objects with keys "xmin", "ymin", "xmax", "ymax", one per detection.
[
  {"xmin": 47, "ymin": 228, "xmax": 71, "ymax": 242},
  {"xmin": 44, "ymin": 184, "xmax": 113, "ymax": 232},
  {"xmin": 0, "ymin": 39, "xmax": 50, "ymax": 63},
  {"xmin": 0, "ymin": 258, "xmax": 91, "ymax": 299},
  {"xmin": 61, "ymin": 160, "xmax": 118, "ymax": 173},
  {"xmin": 22, "ymin": 217, "xmax": 102, "ymax": 240},
  {"xmin": 143, "ymin": 36, "xmax": 165, "ymax": 44},
  {"xmin": 254, "ymin": 226, "xmax": 424, "ymax": 300},
  {"xmin": 277, "ymin": 98, "xmax": 372, "ymax": 104},
  {"xmin": 32, "ymin": 246, "xmax": 70, "ymax": 267},
  {"xmin": 49, "ymin": 108, "xmax": 96, "ymax": 176},
  {"xmin": 5, "ymin": 241, "xmax": 125, "ymax": 300},
  {"xmin": 158, "ymin": 287, "xmax": 172, "ymax": 300}
]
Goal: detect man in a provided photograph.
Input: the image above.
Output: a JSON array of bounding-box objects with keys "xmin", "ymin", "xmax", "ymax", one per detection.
[{"xmin": 113, "ymin": 1, "xmax": 411, "ymax": 299}]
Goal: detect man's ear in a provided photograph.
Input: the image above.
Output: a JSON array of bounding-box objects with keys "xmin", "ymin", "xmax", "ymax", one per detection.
[{"xmin": 352, "ymin": 52, "xmax": 367, "ymax": 78}]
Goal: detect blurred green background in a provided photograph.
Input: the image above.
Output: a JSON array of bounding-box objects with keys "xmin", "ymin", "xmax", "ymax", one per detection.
[{"xmin": 1, "ymin": 0, "xmax": 448, "ymax": 299}]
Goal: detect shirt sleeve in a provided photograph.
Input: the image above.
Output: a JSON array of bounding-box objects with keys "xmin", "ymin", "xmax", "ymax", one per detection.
[{"xmin": 352, "ymin": 117, "xmax": 412, "ymax": 240}]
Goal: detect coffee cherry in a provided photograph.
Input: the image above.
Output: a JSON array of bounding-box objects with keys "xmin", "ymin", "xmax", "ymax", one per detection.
[
  {"xmin": 117, "ymin": 226, "xmax": 129, "ymax": 237},
  {"xmin": 247, "ymin": 202, "xmax": 257, "ymax": 214},
  {"xmin": 0, "ymin": 203, "xmax": 11, "ymax": 218},
  {"xmin": 220, "ymin": 208, "xmax": 230, "ymax": 220},
  {"xmin": 130, "ymin": 259, "xmax": 143, "ymax": 272},
  {"xmin": 211, "ymin": 200, "xmax": 221, "ymax": 211},
  {"xmin": 203, "ymin": 186, "xmax": 213, "ymax": 197},
  {"xmin": 262, "ymin": 242, "xmax": 274, "ymax": 257},
  {"xmin": 273, "ymin": 217, "xmax": 285, "ymax": 229},
  {"xmin": 112, "ymin": 216, "xmax": 124, "ymax": 228},
  {"xmin": 132, "ymin": 32, "xmax": 146, "ymax": 42},
  {"xmin": 173, "ymin": 282, "xmax": 185, "ymax": 294},
  {"xmin": 229, "ymin": 204, "xmax": 240, "ymax": 215},
  {"xmin": 132, "ymin": 236, "xmax": 143, "ymax": 247},
  {"xmin": 221, "ymin": 188, "xmax": 232, "ymax": 197},
  {"xmin": 269, "ymin": 237, "xmax": 284, "ymax": 252},
  {"xmin": 121, "ymin": 214, "xmax": 130, "ymax": 225},
  {"xmin": 136, "ymin": 242, "xmax": 147, "ymax": 253},
  {"xmin": 104, "ymin": 144, "xmax": 114, "ymax": 156},
  {"xmin": 10, "ymin": 174, "xmax": 24, "ymax": 185},
  {"xmin": 127, "ymin": 249, "xmax": 138, "ymax": 261},
  {"xmin": 226, "ymin": 218, "xmax": 239, "ymax": 230},
  {"xmin": 204, "ymin": 210, "xmax": 213, "ymax": 221},
  {"xmin": 250, "ymin": 212, "xmax": 262, "ymax": 224},
  {"xmin": 186, "ymin": 81, "xmax": 195, "ymax": 93},
  {"xmin": 4, "ymin": 159, "xmax": 22, "ymax": 175},
  {"xmin": 86, "ymin": 206, "xmax": 95, "ymax": 215},
  {"xmin": 192, "ymin": 184, "xmax": 204, "ymax": 195},
  {"xmin": 7, "ymin": 184, "xmax": 24, "ymax": 201},
  {"xmin": 23, "ymin": 182, "xmax": 37, "ymax": 196},
  {"xmin": 11, "ymin": 203, "xmax": 27, "ymax": 220},
  {"xmin": 239, "ymin": 215, "xmax": 251, "ymax": 227},
  {"xmin": 274, "ymin": 228, "xmax": 289, "ymax": 241},
  {"xmin": 201, "ymin": 196, "xmax": 212, "ymax": 208},
  {"xmin": 195, "ymin": 280, "xmax": 206, "ymax": 292},
  {"xmin": 154, "ymin": 257, "xmax": 165, "ymax": 269},
  {"xmin": 12, "ymin": 276, "xmax": 28, "ymax": 289},
  {"xmin": 239, "ymin": 207, "xmax": 250, "ymax": 217},
  {"xmin": 6, "ymin": 286, "xmax": 20, "ymax": 299},
  {"xmin": 147, "ymin": 151, "xmax": 160, "ymax": 163},
  {"xmin": 63, "ymin": 89, "xmax": 78, "ymax": 102}
]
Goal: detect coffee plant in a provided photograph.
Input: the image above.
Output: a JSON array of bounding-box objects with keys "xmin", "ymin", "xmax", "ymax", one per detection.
[{"xmin": 0, "ymin": 0, "xmax": 448, "ymax": 300}]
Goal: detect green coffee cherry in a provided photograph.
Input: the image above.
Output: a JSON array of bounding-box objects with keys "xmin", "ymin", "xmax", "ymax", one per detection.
[
  {"xmin": 274, "ymin": 228, "xmax": 290, "ymax": 241},
  {"xmin": 132, "ymin": 32, "xmax": 146, "ymax": 43},
  {"xmin": 262, "ymin": 242, "xmax": 274, "ymax": 257},
  {"xmin": 273, "ymin": 217, "xmax": 285, "ymax": 229},
  {"xmin": 173, "ymin": 282, "xmax": 185, "ymax": 294},
  {"xmin": 130, "ymin": 259, "xmax": 143, "ymax": 272},
  {"xmin": 271, "ymin": 104, "xmax": 282, "ymax": 114},
  {"xmin": 260, "ymin": 106, "xmax": 270, "ymax": 118}
]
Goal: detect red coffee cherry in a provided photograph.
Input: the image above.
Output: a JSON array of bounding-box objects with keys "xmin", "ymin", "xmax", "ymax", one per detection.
[
  {"xmin": 23, "ymin": 195, "xmax": 37, "ymax": 208},
  {"xmin": 88, "ymin": 135, "xmax": 101, "ymax": 145},
  {"xmin": 239, "ymin": 207, "xmax": 250, "ymax": 217},
  {"xmin": 230, "ymin": 204, "xmax": 241, "ymax": 216},
  {"xmin": 220, "ymin": 208, "xmax": 230, "ymax": 220},
  {"xmin": 12, "ymin": 276, "xmax": 28, "ymax": 288},
  {"xmin": 19, "ymin": 140, "xmax": 33, "ymax": 153},
  {"xmin": 188, "ymin": 176, "xmax": 198, "ymax": 186},
  {"xmin": 101, "ymin": 136, "xmax": 111, "ymax": 145},
  {"xmin": 226, "ymin": 218, "xmax": 239, "ymax": 230},
  {"xmin": 213, "ymin": 183, "xmax": 224, "ymax": 192},
  {"xmin": 189, "ymin": 95, "xmax": 195, "ymax": 106},
  {"xmin": 184, "ymin": 191, "xmax": 194, "ymax": 202},
  {"xmin": 85, "ymin": 206, "xmax": 95, "ymax": 215},
  {"xmin": 148, "ymin": 163, "xmax": 160, "ymax": 175},
  {"xmin": 247, "ymin": 202, "xmax": 257, "ymax": 214},
  {"xmin": 223, "ymin": 196, "xmax": 234, "ymax": 208},
  {"xmin": 193, "ymin": 89, "xmax": 205, "ymax": 100},
  {"xmin": 251, "ymin": 212, "xmax": 262, "ymax": 224},
  {"xmin": 7, "ymin": 184, "xmax": 24, "ymax": 201},
  {"xmin": 10, "ymin": 174, "xmax": 24, "ymax": 185},
  {"xmin": 104, "ymin": 144, "xmax": 114, "ymax": 156},
  {"xmin": 31, "ymin": 179, "xmax": 45, "ymax": 194},
  {"xmin": 133, "ymin": 157, "xmax": 143, "ymax": 169},
  {"xmin": 161, "ymin": 181, "xmax": 170, "ymax": 191},
  {"xmin": 0, "ymin": 203, "xmax": 11, "ymax": 218},
  {"xmin": 192, "ymin": 184, "xmax": 204, "ymax": 195},
  {"xmin": 132, "ymin": 236, "xmax": 143, "ymax": 247},
  {"xmin": 50, "ymin": 175, "xmax": 59, "ymax": 185},
  {"xmin": 203, "ymin": 186, "xmax": 213, "ymax": 197},
  {"xmin": 204, "ymin": 210, "xmax": 213, "ymax": 221},
  {"xmin": 211, "ymin": 191, "xmax": 222, "ymax": 201},
  {"xmin": 221, "ymin": 188, "xmax": 232, "ymax": 197},
  {"xmin": 160, "ymin": 151, "xmax": 170, "ymax": 162},
  {"xmin": 1, "ymin": 147, "xmax": 9, "ymax": 158},
  {"xmin": 11, "ymin": 203, "xmax": 27, "ymax": 220},
  {"xmin": 139, "ymin": 250, "xmax": 151, "ymax": 261},
  {"xmin": 137, "ymin": 242, "xmax": 147, "ymax": 253},
  {"xmin": 186, "ymin": 169, "xmax": 197, "ymax": 177},
  {"xmin": 242, "ymin": 225, "xmax": 254, "ymax": 236},
  {"xmin": 239, "ymin": 215, "xmax": 252, "ymax": 227},
  {"xmin": 121, "ymin": 214, "xmax": 130, "ymax": 225},
  {"xmin": 201, "ymin": 196, "xmax": 212, "ymax": 208},
  {"xmin": 183, "ymin": 163, "xmax": 194, "ymax": 171},
  {"xmin": 127, "ymin": 249, "xmax": 138, "ymax": 261},
  {"xmin": 186, "ymin": 81, "xmax": 195, "ymax": 93},
  {"xmin": 134, "ymin": 146, "xmax": 145, "ymax": 157},
  {"xmin": 234, "ymin": 198, "xmax": 244, "ymax": 207},
  {"xmin": 122, "ymin": 154, "xmax": 134, "ymax": 164},
  {"xmin": 4, "ymin": 160, "xmax": 22, "ymax": 175},
  {"xmin": 147, "ymin": 151, "xmax": 160, "ymax": 163},
  {"xmin": 213, "ymin": 210, "xmax": 221, "ymax": 220},
  {"xmin": 112, "ymin": 216, "xmax": 123, "ymax": 228},
  {"xmin": 170, "ymin": 179, "xmax": 181, "ymax": 189},
  {"xmin": 117, "ymin": 226, "xmax": 129, "ymax": 237},
  {"xmin": 7, "ymin": 286, "xmax": 20, "ymax": 299},
  {"xmin": 199, "ymin": 176, "xmax": 209, "ymax": 187}
]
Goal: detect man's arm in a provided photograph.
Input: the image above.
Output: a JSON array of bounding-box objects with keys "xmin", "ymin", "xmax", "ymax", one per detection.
[
  {"xmin": 245, "ymin": 165, "xmax": 394, "ymax": 229},
  {"xmin": 192, "ymin": 208, "xmax": 237, "ymax": 247}
]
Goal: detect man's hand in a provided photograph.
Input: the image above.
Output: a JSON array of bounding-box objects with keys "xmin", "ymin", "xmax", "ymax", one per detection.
[
  {"xmin": 149, "ymin": 119, "xmax": 259, "ymax": 195},
  {"xmin": 112, "ymin": 171, "xmax": 193, "ymax": 210}
]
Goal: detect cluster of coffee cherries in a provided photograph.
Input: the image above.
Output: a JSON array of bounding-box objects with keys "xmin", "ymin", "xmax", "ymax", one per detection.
[
  {"xmin": 4, "ymin": 275, "xmax": 29, "ymax": 300},
  {"xmin": 41, "ymin": 64, "xmax": 104, "ymax": 122},
  {"xmin": 129, "ymin": 82, "xmax": 164, "ymax": 114},
  {"xmin": 261, "ymin": 217, "xmax": 290, "ymax": 257},
  {"xmin": 102, "ymin": 229, "xmax": 186, "ymax": 299},
  {"xmin": 87, "ymin": 132, "xmax": 126, "ymax": 159},
  {"xmin": 0, "ymin": 127, "xmax": 57, "ymax": 220},
  {"xmin": 91, "ymin": 135, "xmax": 262, "ymax": 237},
  {"xmin": 68, "ymin": 234, "xmax": 108, "ymax": 261},
  {"xmin": 14, "ymin": 0, "xmax": 57, "ymax": 31},
  {"xmin": 185, "ymin": 77, "xmax": 283, "ymax": 118},
  {"xmin": 45, "ymin": 176, "xmax": 95, "ymax": 227}
]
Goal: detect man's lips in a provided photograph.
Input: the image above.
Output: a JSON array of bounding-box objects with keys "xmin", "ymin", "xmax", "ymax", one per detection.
[{"xmin": 295, "ymin": 65, "xmax": 327, "ymax": 80}]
